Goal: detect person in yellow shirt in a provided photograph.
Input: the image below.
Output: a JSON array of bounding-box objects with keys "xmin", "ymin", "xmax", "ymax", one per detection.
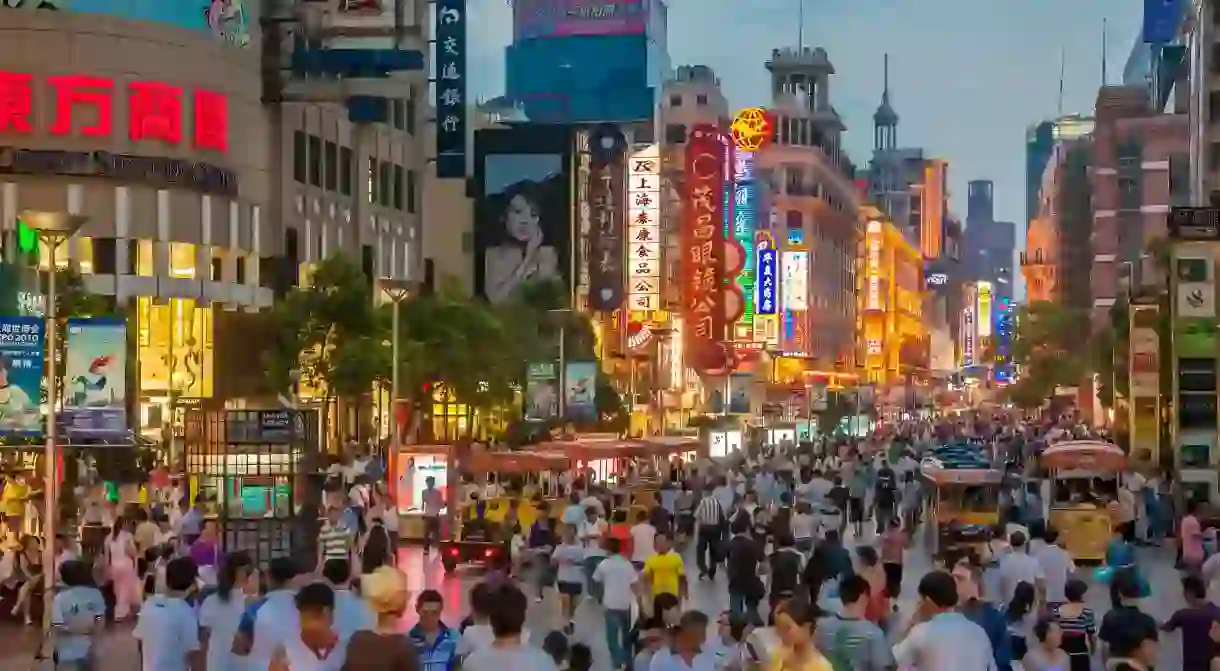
[
  {"xmin": 642, "ymin": 532, "xmax": 686, "ymax": 612},
  {"xmin": 769, "ymin": 598, "xmax": 833, "ymax": 671},
  {"xmin": 1, "ymin": 472, "xmax": 28, "ymax": 535}
]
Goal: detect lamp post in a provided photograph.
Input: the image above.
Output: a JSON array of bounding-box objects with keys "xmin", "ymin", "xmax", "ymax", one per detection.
[
  {"xmin": 21, "ymin": 210, "xmax": 86, "ymax": 633},
  {"xmin": 548, "ymin": 309, "xmax": 573, "ymax": 419},
  {"xmin": 378, "ymin": 278, "xmax": 412, "ymax": 508}
]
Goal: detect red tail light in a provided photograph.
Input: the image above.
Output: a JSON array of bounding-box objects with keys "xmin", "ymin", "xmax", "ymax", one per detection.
[
  {"xmin": 447, "ymin": 547, "xmax": 459, "ymax": 557},
  {"xmin": 484, "ymin": 548, "xmax": 495, "ymax": 559}
]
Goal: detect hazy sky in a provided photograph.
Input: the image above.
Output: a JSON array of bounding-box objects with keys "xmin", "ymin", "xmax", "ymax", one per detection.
[{"xmin": 469, "ymin": 0, "xmax": 1141, "ymax": 269}]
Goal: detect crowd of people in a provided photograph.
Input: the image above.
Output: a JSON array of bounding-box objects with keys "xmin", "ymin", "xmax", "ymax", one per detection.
[{"xmin": 13, "ymin": 416, "xmax": 1220, "ymax": 671}]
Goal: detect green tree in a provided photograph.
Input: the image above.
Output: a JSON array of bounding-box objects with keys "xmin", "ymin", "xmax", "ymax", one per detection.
[
  {"xmin": 263, "ymin": 256, "xmax": 386, "ymax": 439},
  {"xmin": 1009, "ymin": 300, "xmax": 1092, "ymax": 403}
]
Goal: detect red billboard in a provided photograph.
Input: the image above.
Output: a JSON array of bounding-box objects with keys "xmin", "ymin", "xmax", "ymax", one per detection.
[{"xmin": 682, "ymin": 124, "xmax": 731, "ymax": 374}]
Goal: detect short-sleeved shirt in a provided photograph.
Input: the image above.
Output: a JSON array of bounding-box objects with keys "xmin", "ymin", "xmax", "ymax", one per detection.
[
  {"xmin": 815, "ymin": 615, "xmax": 894, "ymax": 671},
  {"xmin": 51, "ymin": 586, "xmax": 106, "ymax": 663},
  {"xmin": 463, "ymin": 644, "xmax": 556, "ymax": 671},
  {"xmin": 643, "ymin": 550, "xmax": 685, "ymax": 597},
  {"xmin": 133, "ymin": 594, "xmax": 200, "ymax": 671},
  {"xmin": 551, "ymin": 543, "xmax": 585, "ymax": 585}
]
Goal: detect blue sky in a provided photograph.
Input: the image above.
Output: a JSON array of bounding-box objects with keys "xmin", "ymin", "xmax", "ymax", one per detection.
[{"xmin": 469, "ymin": 0, "xmax": 1141, "ymax": 264}]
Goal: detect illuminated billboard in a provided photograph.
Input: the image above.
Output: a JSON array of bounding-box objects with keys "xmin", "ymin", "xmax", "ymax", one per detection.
[
  {"xmin": 732, "ymin": 150, "xmax": 757, "ymax": 323},
  {"xmin": 866, "ymin": 220, "xmax": 883, "ymax": 311},
  {"xmin": 626, "ymin": 144, "xmax": 661, "ymax": 312},
  {"xmin": 513, "ymin": 0, "xmax": 649, "ymax": 40},
  {"xmin": 4, "ymin": 0, "xmax": 251, "ymax": 46},
  {"xmin": 976, "ymin": 281, "xmax": 993, "ymax": 337},
  {"xmin": 782, "ymin": 251, "xmax": 808, "ymax": 312},
  {"xmin": 962, "ymin": 307, "xmax": 976, "ymax": 366}
]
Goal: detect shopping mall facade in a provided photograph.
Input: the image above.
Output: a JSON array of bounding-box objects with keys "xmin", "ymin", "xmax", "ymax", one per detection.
[{"xmin": 0, "ymin": 5, "xmax": 424, "ymax": 444}]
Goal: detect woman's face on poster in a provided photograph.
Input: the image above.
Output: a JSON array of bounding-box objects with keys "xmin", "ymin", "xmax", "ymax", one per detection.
[{"xmin": 504, "ymin": 193, "xmax": 540, "ymax": 242}]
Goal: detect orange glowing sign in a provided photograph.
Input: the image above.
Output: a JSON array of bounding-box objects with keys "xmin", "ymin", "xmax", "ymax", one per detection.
[{"xmin": 729, "ymin": 108, "xmax": 773, "ymax": 151}]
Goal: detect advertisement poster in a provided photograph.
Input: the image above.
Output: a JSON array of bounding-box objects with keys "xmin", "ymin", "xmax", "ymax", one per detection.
[
  {"xmin": 0, "ymin": 316, "xmax": 43, "ymax": 436},
  {"xmin": 681, "ymin": 124, "xmax": 728, "ymax": 374},
  {"xmin": 563, "ymin": 361, "xmax": 597, "ymax": 421},
  {"xmin": 625, "ymin": 144, "xmax": 661, "ymax": 312},
  {"xmin": 513, "ymin": 0, "xmax": 648, "ymax": 41},
  {"xmin": 63, "ymin": 317, "xmax": 127, "ymax": 437},
  {"xmin": 588, "ymin": 126, "xmax": 627, "ymax": 311},
  {"xmin": 525, "ymin": 361, "xmax": 558, "ymax": 420},
  {"xmin": 477, "ymin": 151, "xmax": 569, "ymax": 304},
  {"xmin": 434, "ymin": 0, "xmax": 467, "ymax": 178}
]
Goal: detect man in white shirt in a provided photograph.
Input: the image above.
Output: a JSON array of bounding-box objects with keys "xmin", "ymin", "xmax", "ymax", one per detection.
[
  {"xmin": 894, "ymin": 570, "xmax": 997, "ymax": 670},
  {"xmin": 578, "ymin": 506, "xmax": 608, "ymax": 601},
  {"xmin": 996, "ymin": 530, "xmax": 1045, "ymax": 603},
  {"xmin": 1032, "ymin": 529, "xmax": 1076, "ymax": 606},
  {"xmin": 629, "ymin": 510, "xmax": 656, "ymax": 568},
  {"xmin": 593, "ymin": 537, "xmax": 640, "ymax": 670},
  {"xmin": 420, "ymin": 476, "xmax": 444, "ymax": 555}
]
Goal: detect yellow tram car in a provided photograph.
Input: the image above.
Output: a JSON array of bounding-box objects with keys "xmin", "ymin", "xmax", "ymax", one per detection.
[
  {"xmin": 1040, "ymin": 440, "xmax": 1127, "ymax": 562},
  {"xmin": 921, "ymin": 455, "xmax": 1004, "ymax": 559}
]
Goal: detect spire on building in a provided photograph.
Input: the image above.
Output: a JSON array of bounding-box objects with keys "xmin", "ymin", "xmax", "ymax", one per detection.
[{"xmin": 873, "ymin": 53, "xmax": 898, "ymax": 151}]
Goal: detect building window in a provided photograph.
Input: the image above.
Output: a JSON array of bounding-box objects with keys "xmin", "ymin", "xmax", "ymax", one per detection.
[
  {"xmin": 1209, "ymin": 143, "xmax": 1220, "ymax": 173},
  {"xmin": 695, "ymin": 93, "xmax": 708, "ymax": 106},
  {"xmin": 392, "ymin": 99, "xmax": 406, "ymax": 130},
  {"xmin": 169, "ymin": 243, "xmax": 196, "ymax": 279},
  {"xmin": 136, "ymin": 239, "xmax": 154, "ymax": 276},
  {"xmin": 75, "ymin": 237, "xmax": 94, "ymax": 274},
  {"xmin": 669, "ymin": 94, "xmax": 682, "ymax": 107},
  {"xmin": 392, "ymin": 164, "xmax": 404, "ymax": 211},
  {"xmin": 308, "ymin": 135, "xmax": 322, "ymax": 187},
  {"xmin": 406, "ymin": 90, "xmax": 417, "ymax": 134},
  {"xmin": 324, "ymin": 141, "xmax": 338, "ymax": 191},
  {"xmin": 665, "ymin": 124, "xmax": 687, "ymax": 144},
  {"xmin": 293, "ymin": 131, "xmax": 307, "ymax": 184},
  {"xmin": 406, "ymin": 169, "xmax": 417, "ymax": 213},
  {"xmin": 339, "ymin": 147, "xmax": 353, "ymax": 196},
  {"xmin": 379, "ymin": 162, "xmax": 393, "ymax": 207},
  {"xmin": 210, "ymin": 256, "xmax": 223, "ymax": 282},
  {"xmin": 368, "ymin": 159, "xmax": 378, "ymax": 205},
  {"xmin": 786, "ymin": 210, "xmax": 802, "ymax": 230}
]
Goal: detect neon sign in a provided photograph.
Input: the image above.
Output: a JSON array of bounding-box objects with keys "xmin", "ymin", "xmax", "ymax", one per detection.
[
  {"xmin": 976, "ymin": 281, "xmax": 993, "ymax": 337},
  {"xmin": 733, "ymin": 150, "xmax": 757, "ymax": 324},
  {"xmin": 729, "ymin": 107, "xmax": 773, "ymax": 151},
  {"xmin": 962, "ymin": 307, "xmax": 975, "ymax": 366},
  {"xmin": 626, "ymin": 144, "xmax": 661, "ymax": 312},
  {"xmin": 0, "ymin": 71, "xmax": 229, "ymax": 152},
  {"xmin": 782, "ymin": 251, "xmax": 808, "ymax": 312},
  {"xmin": 756, "ymin": 233, "xmax": 777, "ymax": 315},
  {"xmin": 866, "ymin": 221, "xmax": 883, "ymax": 311}
]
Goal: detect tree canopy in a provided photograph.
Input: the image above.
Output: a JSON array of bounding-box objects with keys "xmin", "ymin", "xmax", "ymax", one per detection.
[{"xmin": 1006, "ymin": 300, "xmax": 1092, "ymax": 408}]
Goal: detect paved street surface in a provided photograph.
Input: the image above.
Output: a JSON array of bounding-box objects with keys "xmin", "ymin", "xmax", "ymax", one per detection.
[{"xmin": 1, "ymin": 532, "xmax": 1197, "ymax": 669}]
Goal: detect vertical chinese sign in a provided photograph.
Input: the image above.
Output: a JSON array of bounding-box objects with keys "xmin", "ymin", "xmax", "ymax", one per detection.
[
  {"xmin": 434, "ymin": 0, "xmax": 467, "ymax": 178},
  {"xmin": 866, "ymin": 221, "xmax": 883, "ymax": 311},
  {"xmin": 0, "ymin": 316, "xmax": 44, "ymax": 437},
  {"xmin": 627, "ymin": 144, "xmax": 661, "ymax": 313},
  {"xmin": 587, "ymin": 129, "xmax": 626, "ymax": 311},
  {"xmin": 62, "ymin": 317, "xmax": 127, "ymax": 438},
  {"xmin": 1128, "ymin": 302, "xmax": 1161, "ymax": 465},
  {"xmin": 732, "ymin": 150, "xmax": 757, "ymax": 327},
  {"xmin": 683, "ymin": 125, "xmax": 727, "ymax": 373},
  {"xmin": 753, "ymin": 231, "xmax": 779, "ymax": 348},
  {"xmin": 780, "ymin": 249, "xmax": 808, "ymax": 356}
]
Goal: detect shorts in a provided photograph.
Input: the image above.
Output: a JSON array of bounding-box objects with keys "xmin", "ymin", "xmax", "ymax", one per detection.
[
  {"xmin": 556, "ymin": 581, "xmax": 583, "ymax": 597},
  {"xmin": 848, "ymin": 498, "xmax": 865, "ymax": 522}
]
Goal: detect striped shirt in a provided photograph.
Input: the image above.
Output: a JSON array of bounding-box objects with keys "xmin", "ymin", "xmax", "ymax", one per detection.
[
  {"xmin": 319, "ymin": 521, "xmax": 353, "ymax": 561},
  {"xmin": 695, "ymin": 495, "xmax": 723, "ymax": 527}
]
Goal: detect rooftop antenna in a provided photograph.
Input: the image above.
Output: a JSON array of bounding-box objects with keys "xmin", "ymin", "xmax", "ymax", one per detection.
[
  {"xmin": 1101, "ymin": 17, "xmax": 1109, "ymax": 86},
  {"xmin": 798, "ymin": 0, "xmax": 805, "ymax": 49},
  {"xmin": 883, "ymin": 53, "xmax": 891, "ymax": 102},
  {"xmin": 1057, "ymin": 46, "xmax": 1065, "ymax": 117}
]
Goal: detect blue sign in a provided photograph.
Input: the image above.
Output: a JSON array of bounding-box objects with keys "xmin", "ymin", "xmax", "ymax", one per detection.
[
  {"xmin": 756, "ymin": 237, "xmax": 778, "ymax": 316},
  {"xmin": 0, "ymin": 316, "xmax": 43, "ymax": 436},
  {"xmin": 1143, "ymin": 0, "xmax": 1181, "ymax": 44},
  {"xmin": 434, "ymin": 0, "xmax": 468, "ymax": 178},
  {"xmin": 63, "ymin": 317, "xmax": 127, "ymax": 438}
]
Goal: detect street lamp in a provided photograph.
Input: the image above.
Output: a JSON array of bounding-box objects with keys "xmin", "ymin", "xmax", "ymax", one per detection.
[
  {"xmin": 377, "ymin": 278, "xmax": 412, "ymax": 507},
  {"xmin": 21, "ymin": 210, "xmax": 86, "ymax": 632},
  {"xmin": 548, "ymin": 309, "xmax": 573, "ymax": 418}
]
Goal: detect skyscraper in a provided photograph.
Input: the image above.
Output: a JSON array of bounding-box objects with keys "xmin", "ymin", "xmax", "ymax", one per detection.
[{"xmin": 963, "ymin": 180, "xmax": 1017, "ymax": 302}]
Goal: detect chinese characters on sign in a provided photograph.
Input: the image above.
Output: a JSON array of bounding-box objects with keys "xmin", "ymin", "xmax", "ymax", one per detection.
[
  {"xmin": 781, "ymin": 250, "xmax": 808, "ymax": 312},
  {"xmin": 0, "ymin": 71, "xmax": 228, "ymax": 152},
  {"xmin": 683, "ymin": 124, "xmax": 728, "ymax": 373},
  {"xmin": 587, "ymin": 142, "xmax": 625, "ymax": 311},
  {"xmin": 866, "ymin": 222, "xmax": 882, "ymax": 311},
  {"xmin": 962, "ymin": 308, "xmax": 975, "ymax": 366},
  {"xmin": 976, "ymin": 281, "xmax": 993, "ymax": 337},
  {"xmin": 733, "ymin": 150, "xmax": 757, "ymax": 324},
  {"xmin": 434, "ymin": 0, "xmax": 467, "ymax": 178},
  {"xmin": 626, "ymin": 144, "xmax": 660, "ymax": 313},
  {"xmin": 755, "ymin": 232, "xmax": 777, "ymax": 315},
  {"xmin": 575, "ymin": 130, "xmax": 592, "ymax": 295},
  {"xmin": 0, "ymin": 316, "xmax": 44, "ymax": 436}
]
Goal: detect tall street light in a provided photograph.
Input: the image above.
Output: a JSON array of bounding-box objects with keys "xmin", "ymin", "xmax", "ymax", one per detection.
[
  {"xmin": 21, "ymin": 210, "xmax": 86, "ymax": 630},
  {"xmin": 548, "ymin": 309, "xmax": 572, "ymax": 419},
  {"xmin": 378, "ymin": 278, "xmax": 412, "ymax": 508}
]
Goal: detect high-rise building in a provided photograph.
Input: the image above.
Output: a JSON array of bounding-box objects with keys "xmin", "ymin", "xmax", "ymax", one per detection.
[
  {"xmin": 1025, "ymin": 116, "xmax": 1095, "ymax": 237},
  {"xmin": 756, "ymin": 47, "xmax": 860, "ymax": 372},
  {"xmin": 963, "ymin": 180, "xmax": 1017, "ymax": 302},
  {"xmin": 503, "ymin": 0, "xmax": 670, "ymax": 123},
  {"xmin": 1089, "ymin": 85, "xmax": 1188, "ymax": 323}
]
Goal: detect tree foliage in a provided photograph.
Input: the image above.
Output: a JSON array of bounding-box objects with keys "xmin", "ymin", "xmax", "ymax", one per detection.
[{"xmin": 1008, "ymin": 300, "xmax": 1092, "ymax": 407}]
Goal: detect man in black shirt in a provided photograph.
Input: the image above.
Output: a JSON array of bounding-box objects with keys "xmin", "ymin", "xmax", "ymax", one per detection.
[
  {"xmin": 1099, "ymin": 572, "xmax": 1158, "ymax": 659},
  {"xmin": 725, "ymin": 517, "xmax": 765, "ymax": 625},
  {"xmin": 769, "ymin": 533, "xmax": 805, "ymax": 618},
  {"xmin": 873, "ymin": 460, "xmax": 898, "ymax": 533}
]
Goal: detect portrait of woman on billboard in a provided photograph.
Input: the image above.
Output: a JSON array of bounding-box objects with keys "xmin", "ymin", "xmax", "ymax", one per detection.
[{"xmin": 480, "ymin": 154, "xmax": 567, "ymax": 303}]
